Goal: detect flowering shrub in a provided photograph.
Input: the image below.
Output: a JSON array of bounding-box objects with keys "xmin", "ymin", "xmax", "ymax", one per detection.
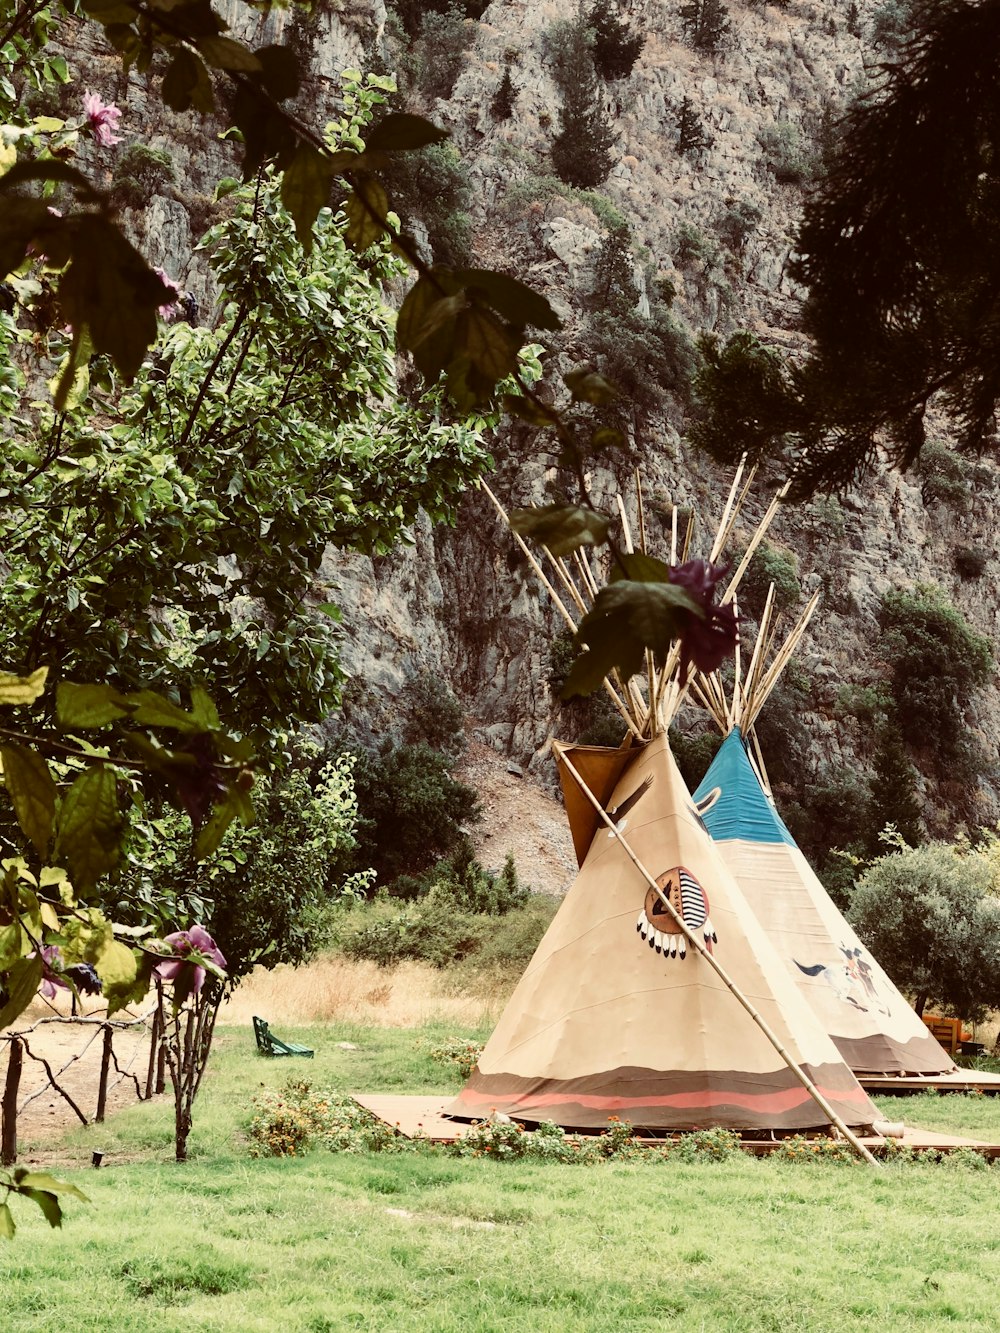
[
  {"xmin": 427, "ymin": 1038, "xmax": 483, "ymax": 1080},
  {"xmin": 246, "ymin": 1078, "xmax": 410, "ymax": 1157},
  {"xmin": 769, "ymin": 1135, "xmax": 858, "ymax": 1164}
]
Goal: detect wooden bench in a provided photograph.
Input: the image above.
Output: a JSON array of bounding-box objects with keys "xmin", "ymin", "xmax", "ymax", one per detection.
[
  {"xmin": 921, "ymin": 1014, "xmax": 972, "ymax": 1054},
  {"xmin": 253, "ymin": 1016, "xmax": 314, "ymax": 1058}
]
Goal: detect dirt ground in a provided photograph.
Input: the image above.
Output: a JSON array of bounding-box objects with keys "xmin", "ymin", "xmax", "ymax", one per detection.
[
  {"xmin": 457, "ymin": 738, "xmax": 578, "ymax": 895},
  {"xmin": 1, "ymin": 996, "xmax": 156, "ymax": 1155}
]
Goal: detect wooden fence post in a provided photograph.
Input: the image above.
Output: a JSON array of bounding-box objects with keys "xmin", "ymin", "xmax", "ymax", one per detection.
[
  {"xmin": 2, "ymin": 1038, "xmax": 23, "ymax": 1167},
  {"xmin": 95, "ymin": 1024, "xmax": 113, "ymax": 1123}
]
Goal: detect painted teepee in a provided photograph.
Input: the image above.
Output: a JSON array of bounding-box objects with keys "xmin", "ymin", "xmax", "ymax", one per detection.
[
  {"xmin": 449, "ymin": 471, "xmax": 882, "ymax": 1145},
  {"xmin": 688, "ymin": 589, "xmax": 959, "ymax": 1077}
]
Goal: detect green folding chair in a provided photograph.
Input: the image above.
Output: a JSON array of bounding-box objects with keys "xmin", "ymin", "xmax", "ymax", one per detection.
[{"xmin": 253, "ymin": 1015, "xmax": 314, "ymax": 1058}]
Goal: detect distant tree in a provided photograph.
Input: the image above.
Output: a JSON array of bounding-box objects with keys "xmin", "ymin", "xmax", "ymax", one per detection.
[
  {"xmin": 848, "ymin": 840, "xmax": 1000, "ymax": 1020},
  {"xmin": 691, "ymin": 0, "xmax": 1000, "ymax": 494},
  {"xmin": 676, "ymin": 95, "xmax": 711, "ymax": 159},
  {"xmin": 491, "ymin": 62, "xmax": 516, "ymax": 120},
  {"xmin": 680, "ymin": 0, "xmax": 731, "ymax": 56},
  {"xmin": 590, "ymin": 221, "xmax": 640, "ymax": 312},
  {"xmin": 551, "ymin": 12, "xmax": 616, "ymax": 188},
  {"xmin": 588, "ymin": 4, "xmax": 646, "ymax": 80}
]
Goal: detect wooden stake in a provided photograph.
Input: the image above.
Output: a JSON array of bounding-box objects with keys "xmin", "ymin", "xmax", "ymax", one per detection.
[
  {"xmin": 1, "ymin": 1038, "xmax": 22, "ymax": 1166},
  {"xmin": 95, "ymin": 1023, "xmax": 113, "ymax": 1123},
  {"xmin": 557, "ymin": 752, "xmax": 881, "ymax": 1168}
]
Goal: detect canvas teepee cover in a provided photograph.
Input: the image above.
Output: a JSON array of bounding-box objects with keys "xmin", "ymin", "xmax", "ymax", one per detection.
[
  {"xmin": 448, "ymin": 730, "xmax": 880, "ymax": 1132},
  {"xmin": 688, "ymin": 591, "xmax": 958, "ymax": 1077}
]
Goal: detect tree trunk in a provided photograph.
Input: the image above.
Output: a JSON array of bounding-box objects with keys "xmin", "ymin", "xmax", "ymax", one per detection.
[{"xmin": 915, "ymin": 991, "xmax": 928, "ymax": 1017}]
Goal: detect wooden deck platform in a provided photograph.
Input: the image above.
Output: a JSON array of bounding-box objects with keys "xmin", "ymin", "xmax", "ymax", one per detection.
[
  {"xmin": 859, "ymin": 1069, "xmax": 1000, "ymax": 1095},
  {"xmin": 351, "ymin": 1094, "xmax": 1000, "ymax": 1158}
]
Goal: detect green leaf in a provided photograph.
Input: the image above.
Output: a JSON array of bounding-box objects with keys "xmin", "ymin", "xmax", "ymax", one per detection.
[
  {"xmin": 365, "ymin": 113, "xmax": 449, "ymax": 152},
  {"xmin": 197, "ymin": 35, "xmax": 261, "ymax": 71},
  {"xmin": 564, "ymin": 369, "xmax": 619, "ymax": 405},
  {"xmin": 161, "ymin": 48, "xmax": 214, "ymax": 114},
  {"xmin": 194, "ymin": 793, "xmax": 239, "ymax": 857},
  {"xmin": 452, "ymin": 269, "xmax": 561, "ymax": 332},
  {"xmin": 54, "ymin": 767, "xmax": 124, "ymax": 893},
  {"xmin": 81, "ymin": 0, "xmax": 138, "ymax": 23},
  {"xmin": 510, "ymin": 505, "xmax": 611, "ymax": 557},
  {"xmin": 0, "ymin": 159, "xmax": 99, "ymax": 200},
  {"xmin": 458, "ymin": 303, "xmax": 521, "ymax": 390},
  {"xmin": 281, "ymin": 145, "xmax": 334, "ymax": 253},
  {"xmin": 0, "ymin": 955, "xmax": 44, "ymax": 1029},
  {"xmin": 0, "ymin": 666, "xmax": 48, "ymax": 706},
  {"xmin": 93, "ymin": 937, "xmax": 139, "ymax": 1004},
  {"xmin": 126, "ymin": 690, "xmax": 202, "ymax": 732},
  {"xmin": 502, "ymin": 393, "xmax": 553, "ymax": 427},
  {"xmin": 14, "ymin": 1171, "xmax": 88, "ymax": 1202},
  {"xmin": 56, "ymin": 682, "xmax": 131, "ymax": 729},
  {"xmin": 0, "ymin": 1203, "xmax": 13, "ymax": 1239},
  {"xmin": 0, "ymin": 921, "xmax": 24, "ymax": 972},
  {"xmin": 592, "ymin": 426, "xmax": 625, "ymax": 452},
  {"xmin": 562, "ymin": 579, "xmax": 699, "ymax": 698},
  {"xmin": 188, "ymin": 688, "xmax": 220, "ymax": 731},
  {"xmin": 57, "ymin": 217, "xmax": 172, "ymax": 385},
  {"xmin": 19, "ymin": 1189, "xmax": 62, "ymax": 1229},
  {"xmin": 255, "ymin": 44, "xmax": 300, "ymax": 102},
  {"xmin": 611, "ymin": 552, "xmax": 673, "ymax": 583},
  {"xmin": 343, "ymin": 177, "xmax": 388, "ymax": 252},
  {"xmin": 0, "ymin": 744, "xmax": 56, "ymax": 856}
]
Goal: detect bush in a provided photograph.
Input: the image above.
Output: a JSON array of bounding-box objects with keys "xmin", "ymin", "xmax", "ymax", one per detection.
[
  {"xmin": 491, "ymin": 64, "xmax": 516, "ymax": 120},
  {"xmin": 350, "ymin": 740, "xmax": 481, "ymax": 886},
  {"xmin": 111, "ymin": 143, "xmax": 175, "ymax": 208},
  {"xmin": 550, "ymin": 16, "xmax": 615, "ymax": 188},
  {"xmin": 733, "ymin": 539, "xmax": 801, "ymax": 618},
  {"xmin": 247, "ymin": 1078, "xmax": 407, "ymax": 1157},
  {"xmin": 849, "ymin": 839, "xmax": 1000, "ymax": 1021},
  {"xmin": 583, "ymin": 303, "xmax": 700, "ymax": 414},
  {"xmin": 403, "ymin": 671, "xmax": 465, "ymax": 757},
  {"xmin": 758, "ymin": 121, "xmax": 816, "ymax": 186},
  {"xmin": 679, "ymin": 0, "xmax": 730, "ymax": 55},
  {"xmin": 676, "ymin": 95, "xmax": 711, "ymax": 160},
  {"xmin": 412, "ymin": 5, "xmax": 474, "ymax": 100},
  {"xmin": 954, "ymin": 544, "xmax": 989, "ymax": 579},
  {"xmin": 918, "ymin": 440, "xmax": 970, "ymax": 508},
  {"xmin": 670, "ymin": 728, "xmax": 722, "ymax": 790},
  {"xmin": 432, "ymin": 845, "xmax": 529, "ymax": 915},
  {"xmin": 879, "ymin": 584, "xmax": 993, "ymax": 769}
]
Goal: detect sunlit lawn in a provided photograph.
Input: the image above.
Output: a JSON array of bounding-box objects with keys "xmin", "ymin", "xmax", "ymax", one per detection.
[{"xmin": 3, "ymin": 1024, "xmax": 1000, "ymax": 1332}]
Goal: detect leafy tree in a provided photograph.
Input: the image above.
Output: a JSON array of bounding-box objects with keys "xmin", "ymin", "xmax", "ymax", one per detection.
[
  {"xmin": 693, "ymin": 0, "xmax": 1000, "ymax": 493},
  {"xmin": 676, "ymin": 95, "xmax": 711, "ymax": 160},
  {"xmin": 550, "ymin": 13, "xmax": 616, "ymax": 189},
  {"xmin": 118, "ymin": 751, "xmax": 371, "ymax": 984},
  {"xmin": 590, "ymin": 221, "xmax": 640, "ymax": 312},
  {"xmin": 349, "ymin": 741, "xmax": 481, "ymax": 886},
  {"xmin": 848, "ymin": 839, "xmax": 1000, "ymax": 1020},
  {"xmin": 679, "ymin": 0, "xmax": 731, "ymax": 56},
  {"xmin": 588, "ymin": 5, "xmax": 645, "ymax": 81},
  {"xmin": 1, "ymin": 162, "xmax": 492, "ymax": 761}
]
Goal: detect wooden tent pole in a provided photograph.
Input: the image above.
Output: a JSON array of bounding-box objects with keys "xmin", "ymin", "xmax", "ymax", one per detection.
[{"xmin": 557, "ymin": 752, "xmax": 881, "ymax": 1168}]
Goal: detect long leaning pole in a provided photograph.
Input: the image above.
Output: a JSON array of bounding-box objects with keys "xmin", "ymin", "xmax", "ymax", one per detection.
[{"xmin": 557, "ymin": 749, "xmax": 881, "ymax": 1169}]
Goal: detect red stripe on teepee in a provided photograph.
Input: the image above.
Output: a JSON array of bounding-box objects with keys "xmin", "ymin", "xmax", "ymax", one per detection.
[{"xmin": 454, "ymin": 1084, "xmax": 873, "ymax": 1114}]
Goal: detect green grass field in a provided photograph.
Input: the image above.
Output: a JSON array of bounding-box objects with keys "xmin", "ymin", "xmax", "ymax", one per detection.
[{"xmin": 3, "ymin": 1023, "xmax": 1000, "ymax": 1332}]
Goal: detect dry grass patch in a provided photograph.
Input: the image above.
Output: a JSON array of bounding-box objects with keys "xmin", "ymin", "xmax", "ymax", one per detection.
[{"xmin": 218, "ymin": 956, "xmax": 506, "ymax": 1029}]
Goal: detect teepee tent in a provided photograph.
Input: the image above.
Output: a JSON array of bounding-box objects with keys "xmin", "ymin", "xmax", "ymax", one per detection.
[
  {"xmin": 689, "ymin": 591, "xmax": 960, "ymax": 1077},
  {"xmin": 449, "ymin": 472, "xmax": 882, "ymax": 1150}
]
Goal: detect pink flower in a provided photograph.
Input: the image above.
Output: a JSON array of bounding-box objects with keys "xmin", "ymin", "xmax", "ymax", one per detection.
[
  {"xmin": 82, "ymin": 91, "xmax": 123, "ymax": 147},
  {"xmin": 154, "ymin": 925, "xmax": 227, "ymax": 995},
  {"xmin": 153, "ymin": 266, "xmax": 182, "ymax": 321},
  {"xmin": 34, "ymin": 945, "xmax": 70, "ymax": 1000}
]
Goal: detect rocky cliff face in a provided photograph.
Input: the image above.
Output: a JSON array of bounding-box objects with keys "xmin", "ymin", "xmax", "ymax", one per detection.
[{"xmin": 81, "ymin": 0, "xmax": 1000, "ymax": 830}]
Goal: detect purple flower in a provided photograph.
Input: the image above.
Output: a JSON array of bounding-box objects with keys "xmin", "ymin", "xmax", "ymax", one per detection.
[
  {"xmin": 34, "ymin": 945, "xmax": 70, "ymax": 1000},
  {"xmin": 82, "ymin": 91, "xmax": 123, "ymax": 147},
  {"xmin": 667, "ymin": 558, "xmax": 738, "ymax": 681},
  {"xmin": 154, "ymin": 925, "xmax": 227, "ymax": 995}
]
